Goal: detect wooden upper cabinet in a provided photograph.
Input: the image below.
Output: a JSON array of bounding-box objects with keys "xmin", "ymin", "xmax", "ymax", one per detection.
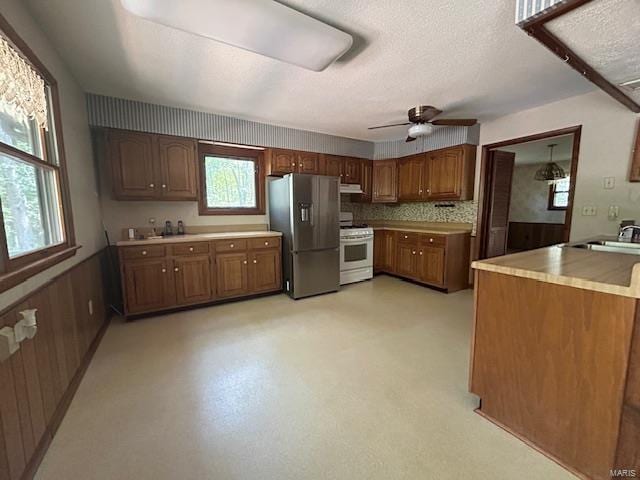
[
  {"xmin": 372, "ymin": 159, "xmax": 398, "ymax": 203},
  {"xmin": 109, "ymin": 130, "xmax": 157, "ymax": 199},
  {"xmin": 426, "ymin": 145, "xmax": 475, "ymax": 201},
  {"xmin": 343, "ymin": 157, "xmax": 361, "ymax": 184},
  {"xmin": 267, "ymin": 148, "xmax": 296, "ymax": 176},
  {"xmin": 398, "ymin": 154, "xmax": 426, "ymax": 201},
  {"xmin": 297, "ymin": 151, "xmax": 320, "ymax": 174},
  {"xmin": 353, "ymin": 159, "xmax": 372, "ymax": 202},
  {"xmin": 174, "ymin": 255, "xmax": 212, "ymax": 305},
  {"xmin": 158, "ymin": 136, "xmax": 198, "ymax": 200},
  {"xmin": 323, "ymin": 154, "xmax": 344, "ymax": 179}
]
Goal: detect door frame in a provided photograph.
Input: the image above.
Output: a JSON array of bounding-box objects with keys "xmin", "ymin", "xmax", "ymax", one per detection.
[{"xmin": 476, "ymin": 125, "xmax": 582, "ymax": 260}]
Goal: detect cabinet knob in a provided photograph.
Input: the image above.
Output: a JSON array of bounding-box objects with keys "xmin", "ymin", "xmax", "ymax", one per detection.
[
  {"xmin": 243, "ymin": 260, "xmax": 247, "ymax": 265},
  {"xmin": 230, "ymin": 243, "xmax": 234, "ymax": 248},
  {"xmin": 264, "ymin": 241, "xmax": 269, "ymax": 246},
  {"xmin": 253, "ymin": 259, "xmax": 257, "ymax": 264},
  {"xmin": 292, "ymin": 163, "xmax": 296, "ymax": 167},
  {"xmin": 189, "ymin": 247, "xmax": 194, "ymax": 252},
  {"xmin": 429, "ymin": 238, "xmax": 434, "ymax": 243},
  {"xmin": 412, "ymin": 250, "xmax": 416, "ymax": 255},
  {"xmin": 174, "ymin": 267, "xmax": 179, "ymax": 272},
  {"xmin": 162, "ymin": 184, "xmax": 167, "ymax": 188},
  {"xmin": 427, "ymin": 189, "xmax": 431, "ymax": 194},
  {"xmin": 161, "ymin": 268, "xmax": 166, "ymax": 273},
  {"xmin": 419, "ymin": 251, "xmax": 423, "ymax": 255},
  {"xmin": 149, "ymin": 183, "xmax": 155, "ymax": 188},
  {"xmin": 142, "ymin": 250, "xmax": 147, "ymax": 255},
  {"xmin": 404, "ymin": 235, "xmax": 408, "ymax": 239}
]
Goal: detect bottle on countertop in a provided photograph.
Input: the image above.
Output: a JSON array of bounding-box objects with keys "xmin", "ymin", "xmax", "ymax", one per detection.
[
  {"xmin": 163, "ymin": 220, "xmax": 173, "ymax": 236},
  {"xmin": 177, "ymin": 220, "xmax": 185, "ymax": 235}
]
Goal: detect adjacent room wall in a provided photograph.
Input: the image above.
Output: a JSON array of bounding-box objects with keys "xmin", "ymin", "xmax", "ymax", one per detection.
[
  {"xmin": 509, "ymin": 160, "xmax": 570, "ymax": 224},
  {"xmin": 0, "ymin": 0, "xmax": 105, "ymax": 308},
  {"xmin": 477, "ymin": 90, "xmax": 640, "ymax": 241}
]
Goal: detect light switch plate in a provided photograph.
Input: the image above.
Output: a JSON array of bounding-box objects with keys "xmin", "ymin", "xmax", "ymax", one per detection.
[
  {"xmin": 582, "ymin": 206, "xmax": 597, "ymax": 216},
  {"xmin": 604, "ymin": 177, "xmax": 615, "ymax": 189}
]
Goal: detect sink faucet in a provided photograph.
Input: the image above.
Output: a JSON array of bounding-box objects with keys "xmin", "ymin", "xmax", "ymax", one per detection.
[{"xmin": 619, "ymin": 225, "xmax": 640, "ymax": 241}]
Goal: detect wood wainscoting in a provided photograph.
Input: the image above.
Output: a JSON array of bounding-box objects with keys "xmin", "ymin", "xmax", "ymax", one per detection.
[
  {"xmin": 507, "ymin": 222, "xmax": 565, "ymax": 252},
  {"xmin": 0, "ymin": 250, "xmax": 111, "ymax": 480}
]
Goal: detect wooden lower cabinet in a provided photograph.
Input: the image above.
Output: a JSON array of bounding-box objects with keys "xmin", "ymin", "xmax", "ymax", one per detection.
[
  {"xmin": 120, "ymin": 236, "xmax": 282, "ymax": 316},
  {"xmin": 216, "ymin": 252, "xmax": 250, "ymax": 298},
  {"xmin": 123, "ymin": 259, "xmax": 176, "ymax": 314},
  {"xmin": 174, "ymin": 255, "xmax": 212, "ymax": 305},
  {"xmin": 373, "ymin": 229, "xmax": 469, "ymax": 292}
]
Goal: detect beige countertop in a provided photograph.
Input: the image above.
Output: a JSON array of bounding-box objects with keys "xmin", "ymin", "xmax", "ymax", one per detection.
[
  {"xmin": 364, "ymin": 220, "xmax": 473, "ymax": 236},
  {"xmin": 116, "ymin": 230, "xmax": 282, "ymax": 247},
  {"xmin": 472, "ymin": 239, "xmax": 640, "ymax": 298}
]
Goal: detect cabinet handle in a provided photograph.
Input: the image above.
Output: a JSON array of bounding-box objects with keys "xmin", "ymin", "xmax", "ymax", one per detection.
[
  {"xmin": 264, "ymin": 241, "xmax": 269, "ymax": 246},
  {"xmin": 189, "ymin": 247, "xmax": 194, "ymax": 252},
  {"xmin": 161, "ymin": 268, "xmax": 166, "ymax": 273},
  {"xmin": 292, "ymin": 163, "xmax": 296, "ymax": 167},
  {"xmin": 429, "ymin": 238, "xmax": 434, "ymax": 243},
  {"xmin": 412, "ymin": 250, "xmax": 416, "ymax": 255},
  {"xmin": 230, "ymin": 243, "xmax": 234, "ymax": 248},
  {"xmin": 243, "ymin": 260, "xmax": 248, "ymax": 265},
  {"xmin": 427, "ymin": 189, "xmax": 431, "ymax": 194},
  {"xmin": 404, "ymin": 235, "xmax": 408, "ymax": 239},
  {"xmin": 174, "ymin": 267, "xmax": 179, "ymax": 272},
  {"xmin": 142, "ymin": 250, "xmax": 147, "ymax": 255},
  {"xmin": 162, "ymin": 184, "xmax": 167, "ymax": 188},
  {"xmin": 253, "ymin": 259, "xmax": 257, "ymax": 264},
  {"xmin": 149, "ymin": 183, "xmax": 155, "ymax": 188},
  {"xmin": 419, "ymin": 251, "xmax": 423, "ymax": 256}
]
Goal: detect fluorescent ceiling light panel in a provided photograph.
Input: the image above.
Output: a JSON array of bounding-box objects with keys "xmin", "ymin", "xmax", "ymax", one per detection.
[{"xmin": 120, "ymin": 0, "xmax": 353, "ymax": 71}]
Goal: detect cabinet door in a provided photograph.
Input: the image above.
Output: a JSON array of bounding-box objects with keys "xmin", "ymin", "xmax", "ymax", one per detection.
[
  {"xmin": 174, "ymin": 255, "xmax": 212, "ymax": 305},
  {"xmin": 123, "ymin": 259, "xmax": 175, "ymax": 314},
  {"xmin": 395, "ymin": 243, "xmax": 417, "ymax": 278},
  {"xmin": 418, "ymin": 246, "xmax": 445, "ymax": 285},
  {"xmin": 373, "ymin": 230, "xmax": 385, "ymax": 271},
  {"xmin": 355, "ymin": 159, "xmax": 372, "ymax": 202},
  {"xmin": 216, "ymin": 252, "xmax": 249, "ymax": 298},
  {"xmin": 398, "ymin": 154, "xmax": 426, "ymax": 201},
  {"xmin": 343, "ymin": 157, "xmax": 361, "ymax": 184},
  {"xmin": 109, "ymin": 130, "xmax": 157, "ymax": 199},
  {"xmin": 324, "ymin": 155, "xmax": 344, "ymax": 180},
  {"xmin": 372, "ymin": 160, "xmax": 398, "ymax": 203},
  {"xmin": 158, "ymin": 136, "xmax": 198, "ymax": 200},
  {"xmin": 297, "ymin": 152, "xmax": 320, "ymax": 174},
  {"xmin": 383, "ymin": 230, "xmax": 396, "ymax": 272},
  {"xmin": 250, "ymin": 249, "xmax": 282, "ymax": 293},
  {"xmin": 427, "ymin": 148, "xmax": 463, "ymax": 200},
  {"xmin": 268, "ymin": 148, "xmax": 296, "ymax": 175}
]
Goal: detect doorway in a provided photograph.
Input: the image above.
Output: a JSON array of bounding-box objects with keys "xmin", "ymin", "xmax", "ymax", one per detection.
[{"xmin": 477, "ymin": 126, "xmax": 581, "ymax": 259}]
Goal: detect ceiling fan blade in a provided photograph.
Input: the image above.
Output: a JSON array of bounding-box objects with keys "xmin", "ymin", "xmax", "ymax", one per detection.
[
  {"xmin": 430, "ymin": 118, "xmax": 477, "ymax": 126},
  {"xmin": 368, "ymin": 122, "xmax": 412, "ymax": 130},
  {"xmin": 405, "ymin": 135, "xmax": 417, "ymax": 143}
]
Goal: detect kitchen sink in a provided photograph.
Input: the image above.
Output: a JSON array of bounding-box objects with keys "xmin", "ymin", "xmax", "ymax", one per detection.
[{"xmin": 568, "ymin": 240, "xmax": 640, "ymax": 255}]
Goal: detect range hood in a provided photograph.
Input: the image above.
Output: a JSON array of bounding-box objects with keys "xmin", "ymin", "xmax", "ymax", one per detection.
[{"xmin": 340, "ymin": 183, "xmax": 363, "ymax": 194}]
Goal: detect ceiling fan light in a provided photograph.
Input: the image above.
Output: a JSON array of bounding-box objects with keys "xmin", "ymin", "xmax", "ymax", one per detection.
[
  {"xmin": 120, "ymin": 0, "xmax": 353, "ymax": 71},
  {"xmin": 408, "ymin": 123, "xmax": 433, "ymax": 138}
]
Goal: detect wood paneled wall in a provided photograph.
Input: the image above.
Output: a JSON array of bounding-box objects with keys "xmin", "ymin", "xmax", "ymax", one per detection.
[{"xmin": 0, "ymin": 251, "xmax": 110, "ymax": 480}]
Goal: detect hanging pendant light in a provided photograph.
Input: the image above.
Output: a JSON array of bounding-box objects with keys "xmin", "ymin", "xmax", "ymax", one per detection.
[{"xmin": 534, "ymin": 143, "xmax": 566, "ymax": 183}]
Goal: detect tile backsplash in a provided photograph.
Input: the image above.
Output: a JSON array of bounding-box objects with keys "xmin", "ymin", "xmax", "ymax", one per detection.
[{"xmin": 343, "ymin": 199, "xmax": 478, "ymax": 233}]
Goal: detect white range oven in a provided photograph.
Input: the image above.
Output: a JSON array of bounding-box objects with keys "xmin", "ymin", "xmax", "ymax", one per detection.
[{"xmin": 339, "ymin": 212, "xmax": 374, "ymax": 285}]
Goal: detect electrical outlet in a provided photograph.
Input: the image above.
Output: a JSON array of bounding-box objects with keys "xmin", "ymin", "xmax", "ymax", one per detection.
[
  {"xmin": 582, "ymin": 206, "xmax": 597, "ymax": 216},
  {"xmin": 88, "ymin": 300, "xmax": 93, "ymax": 316},
  {"xmin": 608, "ymin": 205, "xmax": 619, "ymax": 221},
  {"xmin": 603, "ymin": 177, "xmax": 615, "ymax": 189}
]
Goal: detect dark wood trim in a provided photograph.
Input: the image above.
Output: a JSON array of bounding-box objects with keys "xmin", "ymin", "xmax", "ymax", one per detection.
[
  {"xmin": 20, "ymin": 316, "xmax": 110, "ymax": 480},
  {"xmin": 518, "ymin": 0, "xmax": 640, "ymax": 114},
  {"xmin": 547, "ymin": 182, "xmax": 568, "ymax": 211},
  {"xmin": 197, "ymin": 144, "xmax": 266, "ymax": 216},
  {"xmin": 629, "ymin": 119, "xmax": 640, "ymax": 182},
  {"xmin": 476, "ymin": 126, "xmax": 582, "ymax": 259},
  {"xmin": 0, "ymin": 13, "xmax": 77, "ymax": 276},
  {"xmin": 0, "ymin": 246, "xmax": 80, "ymax": 295}
]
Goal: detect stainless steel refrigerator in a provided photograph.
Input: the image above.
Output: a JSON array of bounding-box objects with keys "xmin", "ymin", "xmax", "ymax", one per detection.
[{"xmin": 268, "ymin": 174, "xmax": 340, "ymax": 299}]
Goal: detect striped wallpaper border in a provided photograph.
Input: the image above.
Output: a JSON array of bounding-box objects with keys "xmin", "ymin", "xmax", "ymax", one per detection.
[{"xmin": 86, "ymin": 94, "xmax": 479, "ymax": 160}]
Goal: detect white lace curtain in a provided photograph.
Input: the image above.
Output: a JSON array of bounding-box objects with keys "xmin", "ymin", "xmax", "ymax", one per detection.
[{"xmin": 0, "ymin": 34, "xmax": 48, "ymax": 130}]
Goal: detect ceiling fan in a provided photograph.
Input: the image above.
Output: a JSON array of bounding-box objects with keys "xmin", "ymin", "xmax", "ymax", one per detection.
[{"xmin": 368, "ymin": 106, "xmax": 477, "ymax": 142}]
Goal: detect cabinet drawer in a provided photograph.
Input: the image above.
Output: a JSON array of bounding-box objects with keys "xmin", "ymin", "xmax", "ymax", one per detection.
[
  {"xmin": 121, "ymin": 245, "xmax": 166, "ymax": 260},
  {"xmin": 420, "ymin": 234, "xmax": 446, "ymax": 247},
  {"xmin": 249, "ymin": 237, "xmax": 281, "ymax": 250},
  {"xmin": 172, "ymin": 242, "xmax": 210, "ymax": 256},
  {"xmin": 397, "ymin": 232, "xmax": 420, "ymax": 244},
  {"xmin": 215, "ymin": 239, "xmax": 248, "ymax": 252}
]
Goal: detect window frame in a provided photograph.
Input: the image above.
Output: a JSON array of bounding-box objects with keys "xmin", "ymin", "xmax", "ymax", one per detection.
[
  {"xmin": 198, "ymin": 143, "xmax": 265, "ymax": 215},
  {"xmin": 548, "ymin": 177, "xmax": 570, "ymax": 211},
  {"xmin": 0, "ymin": 13, "xmax": 77, "ymax": 288}
]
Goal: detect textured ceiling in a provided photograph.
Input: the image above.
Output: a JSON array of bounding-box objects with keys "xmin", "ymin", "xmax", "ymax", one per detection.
[
  {"xmin": 498, "ymin": 133, "xmax": 574, "ymax": 165},
  {"xmin": 546, "ymin": 0, "xmax": 640, "ymax": 105},
  {"xmin": 24, "ymin": 0, "xmax": 595, "ymax": 141}
]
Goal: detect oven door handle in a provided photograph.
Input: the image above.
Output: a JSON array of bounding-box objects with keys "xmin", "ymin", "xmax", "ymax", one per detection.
[{"xmin": 341, "ymin": 236, "xmax": 373, "ymax": 242}]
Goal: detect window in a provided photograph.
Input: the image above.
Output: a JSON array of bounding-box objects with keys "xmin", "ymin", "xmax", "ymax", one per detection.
[
  {"xmin": 198, "ymin": 144, "xmax": 265, "ymax": 215},
  {"xmin": 548, "ymin": 177, "xmax": 570, "ymax": 210},
  {"xmin": 0, "ymin": 16, "xmax": 75, "ymax": 287}
]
